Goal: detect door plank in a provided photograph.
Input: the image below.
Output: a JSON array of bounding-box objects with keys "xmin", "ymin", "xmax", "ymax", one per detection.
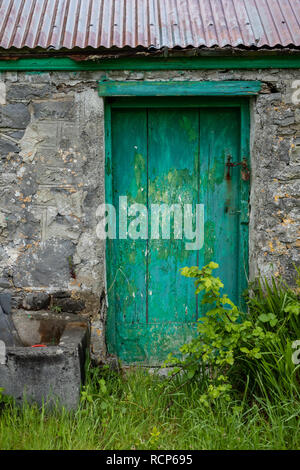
[
  {"xmin": 200, "ymin": 108, "xmax": 241, "ymax": 309},
  {"xmin": 147, "ymin": 108, "xmax": 199, "ymax": 324},
  {"xmin": 111, "ymin": 109, "xmax": 148, "ymax": 360}
]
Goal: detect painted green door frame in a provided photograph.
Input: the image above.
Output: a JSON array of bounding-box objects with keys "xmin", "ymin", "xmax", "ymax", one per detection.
[
  {"xmin": 103, "ymin": 87, "xmax": 251, "ymax": 363},
  {"xmin": 99, "ymin": 80, "xmax": 261, "ymax": 96}
]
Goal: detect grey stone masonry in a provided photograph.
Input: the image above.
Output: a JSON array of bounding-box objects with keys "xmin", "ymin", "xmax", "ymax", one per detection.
[{"xmin": 0, "ymin": 68, "xmax": 299, "ymax": 361}]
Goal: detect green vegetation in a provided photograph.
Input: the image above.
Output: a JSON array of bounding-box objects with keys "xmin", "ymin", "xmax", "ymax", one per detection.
[
  {"xmin": 0, "ymin": 263, "xmax": 299, "ymax": 450},
  {"xmin": 0, "ymin": 366, "xmax": 299, "ymax": 450},
  {"xmin": 165, "ymin": 262, "xmax": 300, "ymax": 405}
]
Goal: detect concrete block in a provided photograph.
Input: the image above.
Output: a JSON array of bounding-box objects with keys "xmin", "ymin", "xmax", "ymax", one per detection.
[{"xmin": 0, "ymin": 310, "xmax": 89, "ymax": 409}]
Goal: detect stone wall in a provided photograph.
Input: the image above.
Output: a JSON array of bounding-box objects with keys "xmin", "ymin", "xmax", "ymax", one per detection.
[{"xmin": 0, "ymin": 68, "xmax": 299, "ymax": 361}]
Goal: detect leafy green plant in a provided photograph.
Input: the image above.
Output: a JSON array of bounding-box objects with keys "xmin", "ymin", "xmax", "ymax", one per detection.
[
  {"xmin": 245, "ymin": 272, "xmax": 300, "ymax": 400},
  {"xmin": 246, "ymin": 273, "xmax": 300, "ymax": 335},
  {"xmin": 164, "ymin": 262, "xmax": 300, "ymax": 404},
  {"xmin": 148, "ymin": 426, "xmax": 161, "ymax": 447},
  {"xmin": 50, "ymin": 306, "xmax": 62, "ymax": 313}
]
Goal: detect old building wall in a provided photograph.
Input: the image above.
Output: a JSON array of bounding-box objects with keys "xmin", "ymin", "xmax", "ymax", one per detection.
[{"xmin": 0, "ymin": 68, "xmax": 299, "ymax": 361}]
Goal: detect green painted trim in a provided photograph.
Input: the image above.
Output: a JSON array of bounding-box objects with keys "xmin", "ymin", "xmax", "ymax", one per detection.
[
  {"xmin": 0, "ymin": 55, "xmax": 300, "ymax": 71},
  {"xmin": 104, "ymin": 101, "xmax": 117, "ymax": 353},
  {"xmin": 108, "ymin": 96, "xmax": 248, "ymax": 108},
  {"xmin": 99, "ymin": 81, "xmax": 261, "ymax": 96}
]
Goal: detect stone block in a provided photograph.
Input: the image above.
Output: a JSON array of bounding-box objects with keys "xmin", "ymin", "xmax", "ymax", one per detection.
[
  {"xmin": 7, "ymin": 84, "xmax": 54, "ymax": 101},
  {"xmin": 51, "ymin": 295, "xmax": 85, "ymax": 314},
  {"xmin": 22, "ymin": 292, "xmax": 51, "ymax": 311},
  {"xmin": 0, "ymin": 103, "xmax": 30, "ymax": 129},
  {"xmin": 32, "ymin": 100, "xmax": 75, "ymax": 120},
  {"xmin": 12, "ymin": 240, "xmax": 76, "ymax": 288}
]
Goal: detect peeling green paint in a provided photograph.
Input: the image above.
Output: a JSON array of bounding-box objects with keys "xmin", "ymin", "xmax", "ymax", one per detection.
[
  {"xmin": 128, "ymin": 251, "xmax": 136, "ymax": 265},
  {"xmin": 105, "ymin": 157, "xmax": 111, "ymax": 176},
  {"xmin": 204, "ymin": 220, "xmax": 216, "ymax": 263},
  {"xmin": 180, "ymin": 115, "xmax": 198, "ymax": 142},
  {"xmin": 99, "ymin": 80, "xmax": 262, "ymax": 96}
]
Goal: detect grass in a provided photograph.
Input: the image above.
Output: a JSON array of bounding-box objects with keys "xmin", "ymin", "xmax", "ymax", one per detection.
[{"xmin": 0, "ymin": 366, "xmax": 299, "ymax": 450}]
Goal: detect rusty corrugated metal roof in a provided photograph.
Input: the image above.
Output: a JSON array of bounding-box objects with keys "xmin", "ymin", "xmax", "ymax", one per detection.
[{"xmin": 0, "ymin": 0, "xmax": 299, "ymax": 51}]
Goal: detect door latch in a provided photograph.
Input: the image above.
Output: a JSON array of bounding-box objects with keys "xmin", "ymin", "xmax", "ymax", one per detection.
[{"xmin": 226, "ymin": 156, "xmax": 250, "ymax": 181}]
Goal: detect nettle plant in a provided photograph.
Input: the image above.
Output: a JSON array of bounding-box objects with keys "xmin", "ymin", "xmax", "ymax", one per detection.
[{"xmin": 164, "ymin": 262, "xmax": 280, "ymax": 404}]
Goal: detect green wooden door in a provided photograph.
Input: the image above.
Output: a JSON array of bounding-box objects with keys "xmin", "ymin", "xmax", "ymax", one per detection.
[{"xmin": 106, "ymin": 101, "xmax": 248, "ymax": 364}]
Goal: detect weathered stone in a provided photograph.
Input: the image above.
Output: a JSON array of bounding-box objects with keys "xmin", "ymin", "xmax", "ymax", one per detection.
[
  {"xmin": 0, "ymin": 212, "xmax": 7, "ymax": 230},
  {"xmin": 12, "ymin": 240, "xmax": 76, "ymax": 288},
  {"xmin": 3, "ymin": 173, "xmax": 17, "ymax": 185},
  {"xmin": 277, "ymin": 139, "xmax": 291, "ymax": 163},
  {"xmin": 22, "ymin": 292, "xmax": 51, "ymax": 311},
  {"xmin": 0, "ymin": 340, "xmax": 5, "ymax": 365},
  {"xmin": 0, "ymin": 278, "xmax": 11, "ymax": 289},
  {"xmin": 0, "ymin": 82, "xmax": 6, "ymax": 105},
  {"xmin": 0, "ymin": 311, "xmax": 89, "ymax": 409},
  {"xmin": 32, "ymin": 100, "xmax": 74, "ymax": 120},
  {"xmin": 277, "ymin": 117, "xmax": 295, "ymax": 127},
  {"xmin": 7, "ymin": 84, "xmax": 54, "ymax": 101},
  {"xmin": 0, "ymin": 103, "xmax": 30, "ymax": 129},
  {"xmin": 8, "ymin": 130, "xmax": 25, "ymax": 140},
  {"xmin": 52, "ymin": 295, "xmax": 85, "ymax": 314},
  {"xmin": 52, "ymin": 291, "xmax": 71, "ymax": 299},
  {"xmin": 0, "ymin": 293, "xmax": 11, "ymax": 314},
  {"xmin": 0, "ymin": 137, "xmax": 19, "ymax": 155},
  {"xmin": 19, "ymin": 124, "xmax": 44, "ymax": 162}
]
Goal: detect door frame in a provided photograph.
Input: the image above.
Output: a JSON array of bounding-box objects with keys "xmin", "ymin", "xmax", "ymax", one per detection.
[{"xmin": 103, "ymin": 95, "xmax": 251, "ymax": 354}]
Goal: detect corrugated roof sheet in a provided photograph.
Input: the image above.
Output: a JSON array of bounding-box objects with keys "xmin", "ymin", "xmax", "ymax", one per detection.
[{"xmin": 0, "ymin": 0, "xmax": 299, "ymax": 51}]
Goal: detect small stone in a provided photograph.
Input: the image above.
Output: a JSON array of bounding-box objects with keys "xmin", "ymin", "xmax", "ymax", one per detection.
[
  {"xmin": 22, "ymin": 292, "xmax": 51, "ymax": 311},
  {"xmin": 52, "ymin": 296, "xmax": 85, "ymax": 314},
  {"xmin": 0, "ymin": 340, "xmax": 6, "ymax": 365},
  {"xmin": 0, "ymin": 293, "xmax": 11, "ymax": 315},
  {"xmin": 0, "ymin": 138, "xmax": 19, "ymax": 155},
  {"xmin": 275, "ymin": 116, "xmax": 295, "ymax": 127},
  {"xmin": 0, "ymin": 82, "xmax": 6, "ymax": 105},
  {"xmin": 0, "ymin": 279, "xmax": 11, "ymax": 289},
  {"xmin": 52, "ymin": 291, "xmax": 71, "ymax": 299}
]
